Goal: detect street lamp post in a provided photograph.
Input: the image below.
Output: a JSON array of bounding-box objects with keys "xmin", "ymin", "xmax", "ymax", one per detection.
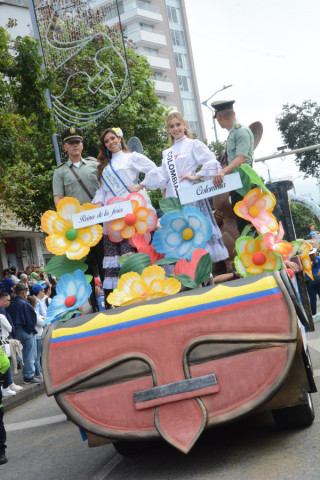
[{"xmin": 201, "ymin": 84, "xmax": 232, "ymax": 142}]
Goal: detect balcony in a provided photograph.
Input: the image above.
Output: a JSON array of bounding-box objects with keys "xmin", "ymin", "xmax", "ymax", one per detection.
[
  {"xmin": 121, "ymin": 6, "xmax": 162, "ymax": 25},
  {"xmin": 154, "ymin": 79, "xmax": 174, "ymax": 95},
  {"xmin": 146, "ymin": 54, "xmax": 170, "ymax": 72},
  {"xmin": 128, "ymin": 29, "xmax": 166, "ymax": 48}
]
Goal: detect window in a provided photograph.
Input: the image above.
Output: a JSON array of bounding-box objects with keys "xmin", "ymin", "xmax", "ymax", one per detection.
[
  {"xmin": 178, "ymin": 75, "xmax": 193, "ymax": 93},
  {"xmin": 140, "ymin": 23, "xmax": 153, "ymax": 32},
  {"xmin": 174, "ymin": 52, "xmax": 189, "ymax": 70},
  {"xmin": 188, "ymin": 121, "xmax": 200, "ymax": 137},
  {"xmin": 170, "ymin": 29, "xmax": 185, "ymax": 47},
  {"xmin": 167, "ymin": 6, "xmax": 181, "ymax": 24},
  {"xmin": 182, "ymin": 99, "xmax": 197, "ymax": 116}
]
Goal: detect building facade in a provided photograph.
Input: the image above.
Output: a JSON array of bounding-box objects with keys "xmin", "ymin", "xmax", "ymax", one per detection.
[{"xmin": 102, "ymin": 0, "xmax": 205, "ymax": 138}]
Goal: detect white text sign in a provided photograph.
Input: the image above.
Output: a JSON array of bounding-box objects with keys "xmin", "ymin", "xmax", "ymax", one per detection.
[
  {"xmin": 72, "ymin": 201, "xmax": 133, "ymax": 229},
  {"xmin": 178, "ymin": 172, "xmax": 243, "ymax": 205}
]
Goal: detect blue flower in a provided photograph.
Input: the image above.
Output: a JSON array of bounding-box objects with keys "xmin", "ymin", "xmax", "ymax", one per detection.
[
  {"xmin": 152, "ymin": 206, "xmax": 213, "ymax": 261},
  {"xmin": 45, "ymin": 269, "xmax": 92, "ymax": 324}
]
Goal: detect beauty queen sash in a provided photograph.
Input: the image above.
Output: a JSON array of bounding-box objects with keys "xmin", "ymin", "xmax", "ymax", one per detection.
[
  {"xmin": 165, "ymin": 149, "xmax": 180, "ymax": 198},
  {"xmin": 102, "ymin": 160, "xmax": 130, "ymax": 198}
]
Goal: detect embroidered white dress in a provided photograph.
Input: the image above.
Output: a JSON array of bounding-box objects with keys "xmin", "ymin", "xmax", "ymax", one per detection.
[
  {"xmin": 159, "ymin": 136, "xmax": 228, "ymax": 263},
  {"xmin": 92, "ymin": 151, "xmax": 162, "ymax": 290}
]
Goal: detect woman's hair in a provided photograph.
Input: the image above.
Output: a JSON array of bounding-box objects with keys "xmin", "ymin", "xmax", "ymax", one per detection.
[
  {"xmin": 166, "ymin": 111, "xmax": 194, "ymax": 145},
  {"xmin": 27, "ymin": 295, "xmax": 37, "ymax": 308},
  {"xmin": 97, "ymin": 128, "xmax": 130, "ymax": 182}
]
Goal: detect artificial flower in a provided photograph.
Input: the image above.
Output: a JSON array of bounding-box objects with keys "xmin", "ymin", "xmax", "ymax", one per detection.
[
  {"xmin": 106, "ymin": 193, "xmax": 157, "ymax": 243},
  {"xmin": 41, "ymin": 197, "xmax": 102, "ymax": 260},
  {"xmin": 130, "ymin": 233, "xmax": 165, "ymax": 264},
  {"xmin": 152, "ymin": 206, "xmax": 212, "ymax": 261},
  {"xmin": 234, "ymin": 235, "xmax": 283, "ymax": 278},
  {"xmin": 111, "ymin": 127, "xmax": 123, "ymax": 137},
  {"xmin": 263, "ymin": 222, "xmax": 300, "ymax": 259},
  {"xmin": 300, "ymin": 243, "xmax": 313, "ymax": 280},
  {"xmin": 234, "ymin": 188, "xmax": 278, "ymax": 234},
  {"xmin": 107, "ymin": 265, "xmax": 181, "ymax": 306},
  {"xmin": 174, "ymin": 248, "xmax": 208, "ymax": 279},
  {"xmin": 45, "ymin": 269, "xmax": 92, "ymax": 324}
]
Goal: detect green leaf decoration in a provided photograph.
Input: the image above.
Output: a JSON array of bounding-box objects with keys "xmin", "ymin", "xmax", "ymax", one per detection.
[
  {"xmin": 234, "ymin": 166, "xmax": 252, "ymax": 197},
  {"xmin": 159, "ymin": 196, "xmax": 183, "ymax": 213},
  {"xmin": 59, "ymin": 309, "xmax": 82, "ymax": 322},
  {"xmin": 44, "ymin": 255, "xmax": 88, "ymax": 279},
  {"xmin": 291, "ymin": 241, "xmax": 301, "ymax": 256},
  {"xmin": 194, "ymin": 253, "xmax": 212, "ymax": 286},
  {"xmin": 85, "ymin": 274, "xmax": 93, "ymax": 285},
  {"xmin": 240, "ymin": 224, "xmax": 256, "ymax": 237},
  {"xmin": 119, "ymin": 253, "xmax": 151, "ymax": 276},
  {"xmin": 239, "ymin": 164, "xmax": 273, "ymax": 198},
  {"xmin": 154, "ymin": 257, "xmax": 180, "ymax": 265},
  {"xmin": 117, "ymin": 254, "xmax": 134, "ymax": 266},
  {"xmin": 171, "ymin": 273, "xmax": 198, "ymax": 289}
]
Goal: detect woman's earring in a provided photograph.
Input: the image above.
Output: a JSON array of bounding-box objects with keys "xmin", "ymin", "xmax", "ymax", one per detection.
[
  {"xmin": 120, "ymin": 142, "xmax": 123, "ymax": 151},
  {"xmin": 105, "ymin": 147, "xmax": 110, "ymax": 157}
]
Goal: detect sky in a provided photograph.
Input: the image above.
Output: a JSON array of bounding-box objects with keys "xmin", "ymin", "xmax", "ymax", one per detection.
[{"xmin": 184, "ymin": 0, "xmax": 320, "ymax": 202}]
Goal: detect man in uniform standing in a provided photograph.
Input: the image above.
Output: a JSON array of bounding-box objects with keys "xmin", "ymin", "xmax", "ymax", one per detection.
[
  {"xmin": 52, "ymin": 127, "xmax": 104, "ymax": 311},
  {"xmin": 212, "ymin": 100, "xmax": 254, "ymax": 233}
]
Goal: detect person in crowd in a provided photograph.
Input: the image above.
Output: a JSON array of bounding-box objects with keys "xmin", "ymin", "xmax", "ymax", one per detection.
[
  {"xmin": 94, "ymin": 278, "xmax": 106, "ymax": 311},
  {"xmin": 0, "ymin": 269, "xmax": 15, "ymax": 295},
  {"xmin": 307, "ymin": 222, "xmax": 320, "ymax": 239},
  {"xmin": 159, "ymin": 111, "xmax": 229, "ymax": 265},
  {"xmin": 24, "ymin": 266, "xmax": 32, "ymax": 280},
  {"xmin": 92, "ymin": 126, "xmax": 161, "ymax": 299},
  {"xmin": 305, "ymin": 247, "xmax": 320, "ymax": 315},
  {"xmin": 19, "ymin": 273, "xmax": 30, "ymax": 295},
  {"xmin": 0, "ymin": 292, "xmax": 22, "ymax": 393},
  {"xmin": 212, "ymin": 100, "xmax": 254, "ymax": 234},
  {"xmin": 7, "ymin": 283, "xmax": 41, "ymax": 384},
  {"xmin": 27, "ymin": 296, "xmax": 44, "ymax": 382},
  {"xmin": 31, "ymin": 283, "xmax": 47, "ymax": 318},
  {"xmin": 52, "ymin": 126, "xmax": 104, "ymax": 312},
  {"xmin": 0, "ymin": 346, "xmax": 10, "ymax": 465},
  {"xmin": 9, "ymin": 267, "xmax": 19, "ymax": 285},
  {"xmin": 41, "ymin": 284, "xmax": 52, "ymax": 314}
]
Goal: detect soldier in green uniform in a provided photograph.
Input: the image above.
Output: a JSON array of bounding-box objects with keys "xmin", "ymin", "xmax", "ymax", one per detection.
[
  {"xmin": 212, "ymin": 100, "xmax": 254, "ymax": 233},
  {"xmin": 52, "ymin": 127, "xmax": 104, "ymax": 311}
]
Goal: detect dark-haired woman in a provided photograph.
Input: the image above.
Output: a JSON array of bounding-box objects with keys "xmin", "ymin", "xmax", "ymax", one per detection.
[{"xmin": 92, "ymin": 127, "xmax": 161, "ymax": 295}]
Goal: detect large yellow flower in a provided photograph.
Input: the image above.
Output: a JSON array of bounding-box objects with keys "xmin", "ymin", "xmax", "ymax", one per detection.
[
  {"xmin": 300, "ymin": 243, "xmax": 313, "ymax": 280},
  {"xmin": 234, "ymin": 188, "xmax": 278, "ymax": 234},
  {"xmin": 107, "ymin": 265, "xmax": 181, "ymax": 306},
  {"xmin": 234, "ymin": 235, "xmax": 283, "ymax": 277},
  {"xmin": 41, "ymin": 197, "xmax": 102, "ymax": 260}
]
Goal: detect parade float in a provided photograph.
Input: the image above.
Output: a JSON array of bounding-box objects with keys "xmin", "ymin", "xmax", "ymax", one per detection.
[{"xmin": 41, "ymin": 166, "xmax": 317, "ymax": 455}]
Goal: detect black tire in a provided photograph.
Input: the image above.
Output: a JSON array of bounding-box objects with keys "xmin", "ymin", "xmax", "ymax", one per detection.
[
  {"xmin": 272, "ymin": 392, "xmax": 315, "ymax": 428},
  {"xmin": 113, "ymin": 440, "xmax": 155, "ymax": 456}
]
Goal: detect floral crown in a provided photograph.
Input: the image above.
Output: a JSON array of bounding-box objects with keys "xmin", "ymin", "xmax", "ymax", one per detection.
[{"xmin": 112, "ymin": 127, "xmax": 123, "ymax": 138}]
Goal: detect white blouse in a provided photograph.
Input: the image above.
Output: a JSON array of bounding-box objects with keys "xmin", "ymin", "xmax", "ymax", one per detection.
[
  {"xmin": 92, "ymin": 151, "xmax": 162, "ymax": 205},
  {"xmin": 159, "ymin": 136, "xmax": 222, "ymax": 198}
]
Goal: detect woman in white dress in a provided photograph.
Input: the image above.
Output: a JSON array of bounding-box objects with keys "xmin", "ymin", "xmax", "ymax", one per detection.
[
  {"xmin": 92, "ymin": 127, "xmax": 161, "ymax": 298},
  {"xmin": 159, "ymin": 111, "xmax": 229, "ymax": 264}
]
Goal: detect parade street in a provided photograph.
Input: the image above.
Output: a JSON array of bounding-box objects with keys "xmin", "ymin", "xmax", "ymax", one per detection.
[{"xmin": 2, "ymin": 322, "xmax": 320, "ymax": 480}]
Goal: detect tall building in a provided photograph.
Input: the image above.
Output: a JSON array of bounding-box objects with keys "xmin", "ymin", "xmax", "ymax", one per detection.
[{"xmin": 102, "ymin": 0, "xmax": 205, "ymax": 139}]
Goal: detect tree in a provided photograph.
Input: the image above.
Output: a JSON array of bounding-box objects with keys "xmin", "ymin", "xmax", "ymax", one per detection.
[
  {"xmin": 276, "ymin": 100, "xmax": 320, "ymax": 178},
  {"xmin": 0, "ymin": 20, "xmax": 169, "ymax": 231},
  {"xmin": 290, "ymin": 202, "xmax": 320, "ymax": 239}
]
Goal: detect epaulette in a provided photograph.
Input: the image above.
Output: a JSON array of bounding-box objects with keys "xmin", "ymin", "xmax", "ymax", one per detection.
[
  {"xmin": 55, "ymin": 162, "xmax": 65, "ymax": 169},
  {"xmin": 86, "ymin": 156, "xmax": 97, "ymax": 162},
  {"xmin": 235, "ymin": 124, "xmax": 241, "ymax": 129}
]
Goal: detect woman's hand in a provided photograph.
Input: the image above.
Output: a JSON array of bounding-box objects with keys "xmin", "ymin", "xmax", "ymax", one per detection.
[
  {"xmin": 180, "ymin": 174, "xmax": 200, "ymax": 182},
  {"xmin": 128, "ymin": 185, "xmax": 144, "ymax": 193},
  {"xmin": 95, "ymin": 202, "xmax": 103, "ymax": 208}
]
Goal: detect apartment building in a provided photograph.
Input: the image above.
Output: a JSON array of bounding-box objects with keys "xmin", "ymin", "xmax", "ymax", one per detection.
[{"xmin": 101, "ymin": 0, "xmax": 205, "ymax": 138}]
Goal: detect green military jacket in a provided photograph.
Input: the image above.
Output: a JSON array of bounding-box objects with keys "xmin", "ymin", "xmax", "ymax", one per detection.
[
  {"xmin": 52, "ymin": 157, "xmax": 99, "ymax": 205},
  {"xmin": 227, "ymin": 121, "xmax": 254, "ymax": 166}
]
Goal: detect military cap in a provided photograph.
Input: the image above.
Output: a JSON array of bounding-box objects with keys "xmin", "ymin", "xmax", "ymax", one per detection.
[
  {"xmin": 61, "ymin": 126, "xmax": 83, "ymax": 144},
  {"xmin": 211, "ymin": 100, "xmax": 235, "ymax": 118}
]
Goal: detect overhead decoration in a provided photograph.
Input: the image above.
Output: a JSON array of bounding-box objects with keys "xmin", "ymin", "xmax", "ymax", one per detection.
[{"xmin": 41, "ymin": 197, "xmax": 102, "ymax": 260}]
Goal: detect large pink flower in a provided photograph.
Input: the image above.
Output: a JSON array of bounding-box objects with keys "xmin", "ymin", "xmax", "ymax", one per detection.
[
  {"xmin": 234, "ymin": 188, "xmax": 278, "ymax": 234},
  {"xmin": 174, "ymin": 249, "xmax": 208, "ymax": 279},
  {"xmin": 106, "ymin": 193, "xmax": 157, "ymax": 244},
  {"xmin": 263, "ymin": 222, "xmax": 300, "ymax": 260}
]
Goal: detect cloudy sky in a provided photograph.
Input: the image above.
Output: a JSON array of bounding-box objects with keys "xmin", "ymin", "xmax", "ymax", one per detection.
[{"xmin": 184, "ymin": 0, "xmax": 320, "ymax": 202}]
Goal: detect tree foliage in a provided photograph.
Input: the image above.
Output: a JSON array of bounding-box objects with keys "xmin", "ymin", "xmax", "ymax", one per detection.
[
  {"xmin": 0, "ymin": 21, "xmax": 169, "ymax": 231},
  {"xmin": 276, "ymin": 100, "xmax": 320, "ymax": 178},
  {"xmin": 290, "ymin": 202, "xmax": 320, "ymax": 239}
]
